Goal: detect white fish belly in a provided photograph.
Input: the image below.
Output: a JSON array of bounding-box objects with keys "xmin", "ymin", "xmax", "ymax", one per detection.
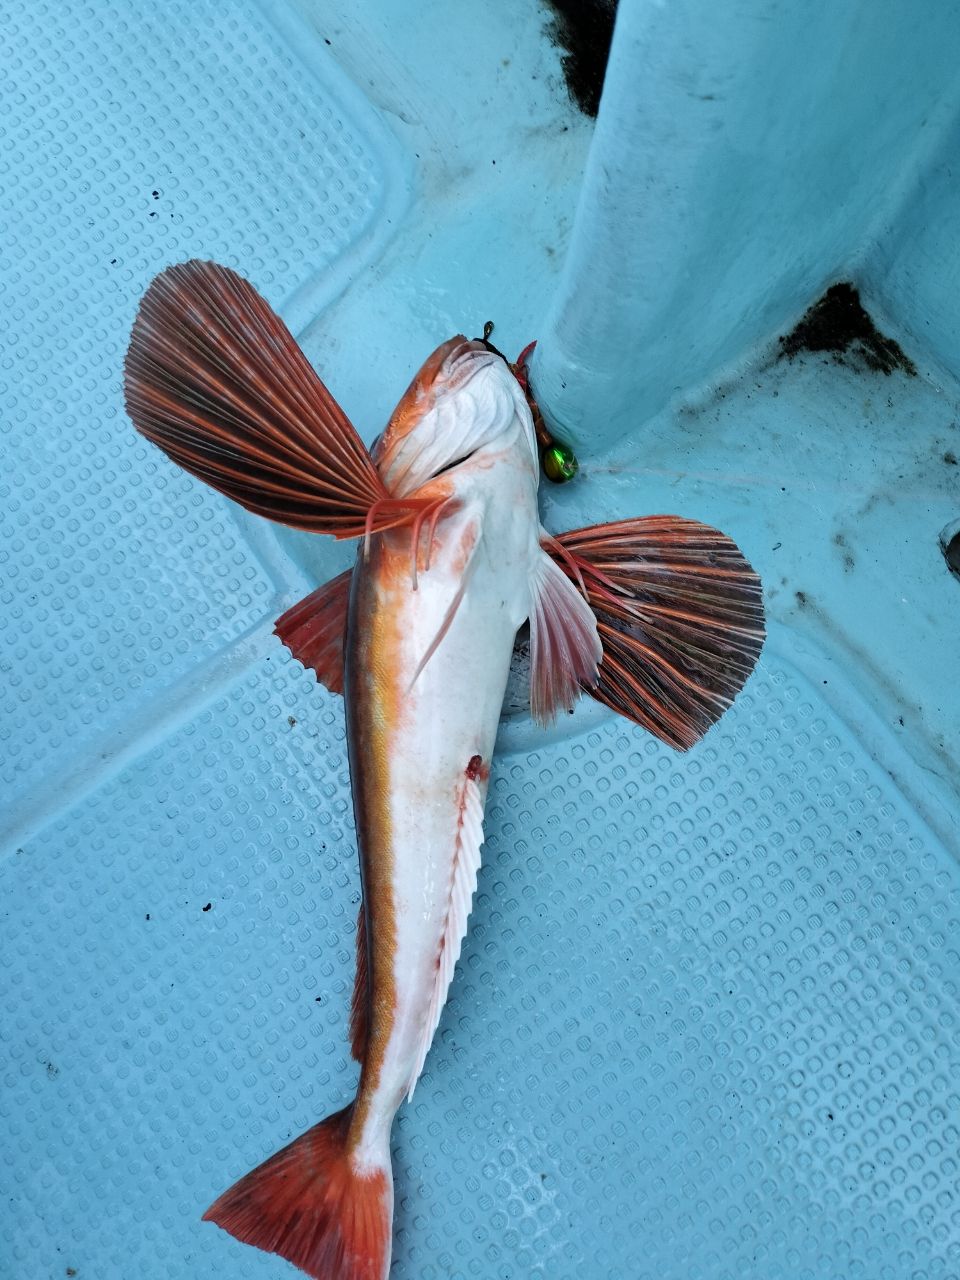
[
  {"xmin": 367, "ymin": 485, "xmax": 537, "ymax": 1122},
  {"xmin": 373, "ymin": 572, "xmax": 519, "ymax": 1105}
]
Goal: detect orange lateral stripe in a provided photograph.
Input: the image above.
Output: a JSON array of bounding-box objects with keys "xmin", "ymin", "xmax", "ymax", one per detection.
[{"xmin": 350, "ymin": 904, "xmax": 370, "ymax": 1062}]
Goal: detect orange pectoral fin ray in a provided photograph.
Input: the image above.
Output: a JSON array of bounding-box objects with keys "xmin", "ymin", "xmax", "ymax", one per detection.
[
  {"xmin": 549, "ymin": 516, "xmax": 765, "ymax": 750},
  {"xmin": 124, "ymin": 259, "xmax": 433, "ymax": 540},
  {"xmin": 274, "ymin": 568, "xmax": 352, "ymax": 695}
]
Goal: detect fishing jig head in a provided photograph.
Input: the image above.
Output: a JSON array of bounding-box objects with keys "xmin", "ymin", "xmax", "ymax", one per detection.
[{"xmin": 479, "ymin": 323, "xmax": 579, "ymax": 485}]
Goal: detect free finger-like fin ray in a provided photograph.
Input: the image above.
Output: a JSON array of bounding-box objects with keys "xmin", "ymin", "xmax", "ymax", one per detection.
[
  {"xmin": 549, "ymin": 516, "xmax": 765, "ymax": 750},
  {"xmin": 407, "ymin": 510, "xmax": 482, "ymax": 689}
]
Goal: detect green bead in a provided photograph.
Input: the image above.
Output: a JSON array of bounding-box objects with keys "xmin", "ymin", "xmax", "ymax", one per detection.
[{"xmin": 542, "ymin": 441, "xmax": 579, "ymax": 483}]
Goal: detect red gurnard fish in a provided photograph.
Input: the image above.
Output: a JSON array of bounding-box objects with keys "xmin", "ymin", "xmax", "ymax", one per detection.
[{"xmin": 124, "ymin": 261, "xmax": 765, "ymax": 1280}]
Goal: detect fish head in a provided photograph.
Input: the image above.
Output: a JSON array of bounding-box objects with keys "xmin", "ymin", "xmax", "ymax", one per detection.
[{"xmin": 373, "ymin": 337, "xmax": 538, "ymax": 497}]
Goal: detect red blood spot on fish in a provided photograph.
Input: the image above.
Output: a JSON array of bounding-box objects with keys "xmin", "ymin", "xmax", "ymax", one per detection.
[{"xmin": 465, "ymin": 754, "xmax": 488, "ymax": 782}]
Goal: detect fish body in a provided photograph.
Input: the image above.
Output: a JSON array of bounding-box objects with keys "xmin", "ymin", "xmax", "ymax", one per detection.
[
  {"xmin": 123, "ymin": 260, "xmax": 765, "ymax": 1280},
  {"xmin": 346, "ymin": 341, "xmax": 541, "ymax": 1166}
]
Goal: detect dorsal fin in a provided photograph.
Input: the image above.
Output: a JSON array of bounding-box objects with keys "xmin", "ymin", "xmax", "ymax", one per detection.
[
  {"xmin": 406, "ymin": 762, "xmax": 487, "ymax": 1100},
  {"xmin": 350, "ymin": 904, "xmax": 369, "ymax": 1062}
]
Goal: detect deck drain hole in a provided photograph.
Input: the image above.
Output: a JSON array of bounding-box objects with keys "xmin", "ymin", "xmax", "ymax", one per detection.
[{"xmin": 940, "ymin": 519, "xmax": 960, "ymax": 581}]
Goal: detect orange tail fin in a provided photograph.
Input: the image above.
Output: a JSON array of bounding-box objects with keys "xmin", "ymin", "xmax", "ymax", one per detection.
[{"xmin": 203, "ymin": 1104, "xmax": 393, "ymax": 1280}]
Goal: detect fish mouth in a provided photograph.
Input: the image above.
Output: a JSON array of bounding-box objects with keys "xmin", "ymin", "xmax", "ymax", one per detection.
[
  {"xmin": 376, "ymin": 340, "xmax": 528, "ymax": 495},
  {"xmin": 436, "ymin": 339, "xmax": 501, "ymax": 393}
]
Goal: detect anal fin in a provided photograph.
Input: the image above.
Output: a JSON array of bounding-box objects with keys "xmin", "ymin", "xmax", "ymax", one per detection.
[{"xmin": 406, "ymin": 762, "xmax": 487, "ymax": 1100}]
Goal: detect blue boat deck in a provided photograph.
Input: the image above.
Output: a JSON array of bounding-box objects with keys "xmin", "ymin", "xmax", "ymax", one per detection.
[{"xmin": 2, "ymin": 3, "xmax": 959, "ymax": 1278}]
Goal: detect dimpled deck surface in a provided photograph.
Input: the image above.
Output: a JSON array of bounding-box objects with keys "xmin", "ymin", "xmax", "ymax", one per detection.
[
  {"xmin": 5, "ymin": 640, "xmax": 960, "ymax": 1280},
  {"xmin": 0, "ymin": 0, "xmax": 404, "ymax": 822},
  {"xmin": 3, "ymin": 4, "xmax": 960, "ymax": 1280}
]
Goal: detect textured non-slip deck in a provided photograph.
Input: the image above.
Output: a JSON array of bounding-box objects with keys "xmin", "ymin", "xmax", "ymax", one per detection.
[{"xmin": 2, "ymin": 3, "xmax": 960, "ymax": 1279}]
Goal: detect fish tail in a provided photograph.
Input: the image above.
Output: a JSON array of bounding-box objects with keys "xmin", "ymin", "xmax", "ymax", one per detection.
[{"xmin": 203, "ymin": 1102, "xmax": 393, "ymax": 1280}]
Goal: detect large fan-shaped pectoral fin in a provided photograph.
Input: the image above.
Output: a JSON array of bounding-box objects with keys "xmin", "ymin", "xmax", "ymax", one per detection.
[
  {"xmin": 125, "ymin": 259, "xmax": 453, "ymax": 541},
  {"xmin": 547, "ymin": 516, "xmax": 765, "ymax": 749}
]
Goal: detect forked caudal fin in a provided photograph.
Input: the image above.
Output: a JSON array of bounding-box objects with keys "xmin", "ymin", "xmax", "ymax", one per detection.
[{"xmin": 203, "ymin": 1103, "xmax": 393, "ymax": 1280}]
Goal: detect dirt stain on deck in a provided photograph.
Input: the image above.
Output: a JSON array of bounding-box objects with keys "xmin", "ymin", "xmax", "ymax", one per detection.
[
  {"xmin": 779, "ymin": 283, "xmax": 917, "ymax": 376},
  {"xmin": 542, "ymin": 0, "xmax": 618, "ymax": 117}
]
